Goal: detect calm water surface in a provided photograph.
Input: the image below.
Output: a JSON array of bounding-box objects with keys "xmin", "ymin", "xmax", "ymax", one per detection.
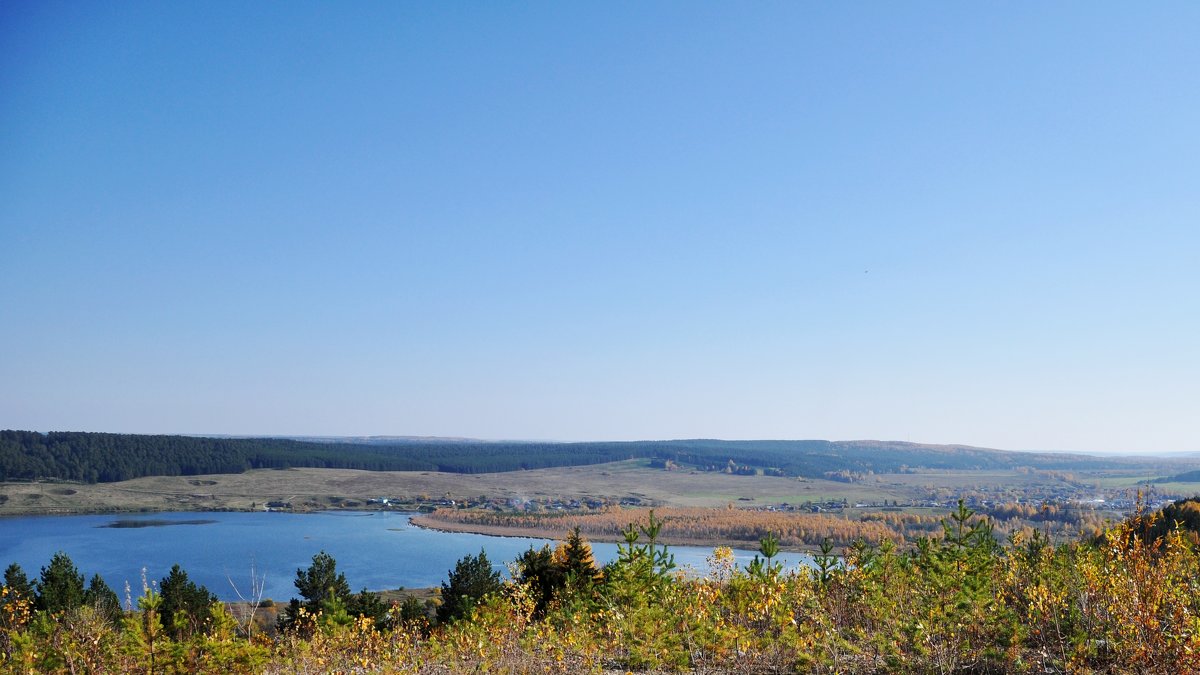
[{"xmin": 0, "ymin": 511, "xmax": 812, "ymax": 601}]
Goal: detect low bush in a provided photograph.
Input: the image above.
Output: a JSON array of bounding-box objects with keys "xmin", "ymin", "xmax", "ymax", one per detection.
[{"xmin": 1, "ymin": 503, "xmax": 1198, "ymax": 673}]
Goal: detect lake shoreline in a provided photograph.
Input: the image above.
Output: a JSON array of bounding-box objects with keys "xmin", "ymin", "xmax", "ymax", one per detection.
[
  {"xmin": 0, "ymin": 497, "xmax": 819, "ymax": 555},
  {"xmin": 0, "ymin": 503, "xmax": 818, "ymax": 555},
  {"xmin": 0, "ymin": 510, "xmax": 817, "ymax": 604},
  {"xmin": 409, "ymin": 512, "xmax": 823, "ymax": 554}
]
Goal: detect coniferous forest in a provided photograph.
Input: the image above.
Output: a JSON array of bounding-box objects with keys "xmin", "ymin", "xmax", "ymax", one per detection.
[
  {"xmin": 1, "ymin": 499, "xmax": 1198, "ymax": 673},
  {"xmin": 0, "ymin": 430, "xmax": 637, "ymax": 482},
  {"xmin": 0, "ymin": 430, "xmax": 1141, "ymax": 484}
]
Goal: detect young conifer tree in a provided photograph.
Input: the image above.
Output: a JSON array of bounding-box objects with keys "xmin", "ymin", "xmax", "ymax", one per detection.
[
  {"xmin": 557, "ymin": 526, "xmax": 602, "ymax": 587},
  {"xmin": 437, "ymin": 549, "xmax": 501, "ymax": 624},
  {"xmin": 36, "ymin": 552, "xmax": 86, "ymax": 614}
]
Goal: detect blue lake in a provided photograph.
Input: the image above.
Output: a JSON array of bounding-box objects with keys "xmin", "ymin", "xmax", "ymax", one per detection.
[{"xmin": 0, "ymin": 511, "xmax": 813, "ymax": 601}]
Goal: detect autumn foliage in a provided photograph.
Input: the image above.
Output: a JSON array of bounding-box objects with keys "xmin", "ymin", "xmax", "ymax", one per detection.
[
  {"xmin": 1, "ymin": 500, "xmax": 1199, "ymax": 673},
  {"xmin": 429, "ymin": 505, "xmax": 905, "ymax": 548}
]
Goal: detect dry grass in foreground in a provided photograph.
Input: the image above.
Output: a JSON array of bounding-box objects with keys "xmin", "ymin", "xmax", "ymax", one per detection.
[{"xmin": 2, "ymin": 503, "xmax": 1198, "ymax": 674}]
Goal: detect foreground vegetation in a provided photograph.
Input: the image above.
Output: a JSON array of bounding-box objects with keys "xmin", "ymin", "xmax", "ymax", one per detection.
[{"xmin": 2, "ymin": 499, "xmax": 1199, "ymax": 673}]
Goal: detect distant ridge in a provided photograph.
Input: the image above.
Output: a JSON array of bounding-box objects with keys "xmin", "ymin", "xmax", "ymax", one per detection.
[
  {"xmin": 2, "ymin": 430, "xmax": 1193, "ymax": 485},
  {"xmin": 1156, "ymin": 469, "xmax": 1200, "ymax": 483},
  {"xmin": 200, "ymin": 434, "xmax": 493, "ymax": 445}
]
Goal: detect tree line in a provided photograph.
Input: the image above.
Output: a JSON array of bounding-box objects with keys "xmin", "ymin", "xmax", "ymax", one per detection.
[
  {"xmin": 0, "ymin": 429, "xmax": 1155, "ymax": 485},
  {"xmin": 0, "ymin": 431, "xmax": 641, "ymax": 483},
  {"xmin": 426, "ymin": 505, "xmax": 906, "ymax": 548}
]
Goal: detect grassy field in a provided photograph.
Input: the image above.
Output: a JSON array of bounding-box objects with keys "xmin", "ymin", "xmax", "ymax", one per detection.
[
  {"xmin": 2, "ymin": 460, "xmax": 1194, "ymax": 520},
  {"xmin": 0, "ymin": 460, "xmax": 911, "ymax": 516},
  {"xmin": 1089, "ymin": 470, "xmax": 1200, "ymax": 490}
]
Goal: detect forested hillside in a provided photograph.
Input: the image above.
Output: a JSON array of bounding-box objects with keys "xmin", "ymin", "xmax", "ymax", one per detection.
[
  {"xmin": 0, "ymin": 431, "xmax": 640, "ymax": 483},
  {"xmin": 1160, "ymin": 468, "xmax": 1200, "ymax": 483},
  {"xmin": 0, "ymin": 430, "xmax": 1156, "ymax": 485}
]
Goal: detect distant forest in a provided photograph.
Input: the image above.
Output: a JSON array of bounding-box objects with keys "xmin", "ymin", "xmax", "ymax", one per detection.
[
  {"xmin": 1161, "ymin": 469, "xmax": 1200, "ymax": 483},
  {"xmin": 0, "ymin": 430, "xmax": 1139, "ymax": 484}
]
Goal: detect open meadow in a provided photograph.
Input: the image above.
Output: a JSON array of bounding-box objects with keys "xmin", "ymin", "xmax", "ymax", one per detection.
[
  {"xmin": 6, "ymin": 459, "xmax": 1191, "ymax": 516},
  {"xmin": 4, "ymin": 459, "xmax": 1194, "ymax": 550},
  {"xmin": 0, "ymin": 460, "xmax": 915, "ymax": 516}
]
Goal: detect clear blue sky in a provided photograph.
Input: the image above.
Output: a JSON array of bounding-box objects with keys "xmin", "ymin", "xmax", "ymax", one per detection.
[{"xmin": 2, "ymin": 2, "xmax": 1197, "ymax": 453}]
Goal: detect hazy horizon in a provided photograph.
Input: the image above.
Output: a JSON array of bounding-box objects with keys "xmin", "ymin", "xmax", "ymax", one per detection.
[
  {"xmin": 3, "ymin": 4, "xmax": 1197, "ymax": 455},
  {"xmin": 8, "ymin": 428, "xmax": 1195, "ymax": 459}
]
